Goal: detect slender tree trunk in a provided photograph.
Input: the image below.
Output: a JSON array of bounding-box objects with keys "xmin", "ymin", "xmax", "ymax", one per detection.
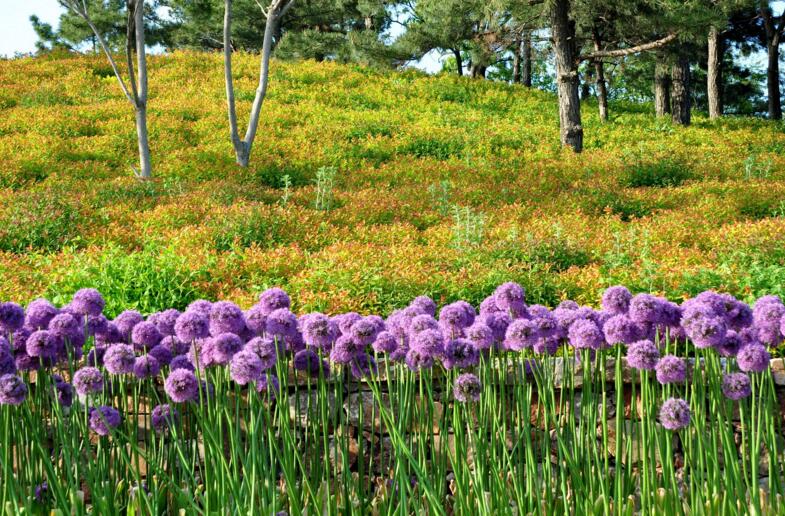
[
  {"xmin": 453, "ymin": 49, "xmax": 463, "ymax": 77},
  {"xmin": 654, "ymin": 59, "xmax": 670, "ymax": 116},
  {"xmin": 512, "ymin": 37, "xmax": 521, "ymax": 83},
  {"xmin": 707, "ymin": 25, "xmax": 723, "ymax": 119},
  {"xmin": 132, "ymin": 0, "xmax": 151, "ymax": 178},
  {"xmin": 581, "ymin": 67, "xmax": 592, "ymax": 100},
  {"xmin": 766, "ymin": 41, "xmax": 782, "ymax": 119},
  {"xmin": 470, "ymin": 63, "xmax": 487, "ymax": 78},
  {"xmin": 671, "ymin": 54, "xmax": 691, "ymax": 125},
  {"xmin": 522, "ymin": 32, "xmax": 532, "ymax": 87},
  {"xmin": 224, "ymin": 0, "xmax": 244, "ymax": 163},
  {"xmin": 551, "ymin": 0, "xmax": 582, "ymax": 152}
]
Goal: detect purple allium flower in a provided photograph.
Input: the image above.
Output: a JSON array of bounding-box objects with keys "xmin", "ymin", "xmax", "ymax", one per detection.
[
  {"xmin": 533, "ymin": 336, "xmax": 560, "ymax": 356},
  {"xmin": 601, "ymin": 286, "xmax": 632, "ymax": 315},
  {"xmin": 527, "ymin": 305, "xmax": 551, "ymax": 319},
  {"xmin": 47, "ymin": 313, "xmax": 82, "ymax": 343},
  {"xmin": 26, "ymin": 330, "xmax": 58, "ymax": 359},
  {"xmin": 494, "ymin": 282, "xmax": 527, "ymax": 316},
  {"xmin": 389, "ymin": 343, "xmax": 408, "ymax": 363},
  {"xmin": 350, "ymin": 318, "xmax": 379, "ymax": 347},
  {"xmin": 349, "ymin": 353, "xmax": 377, "ymax": 379},
  {"xmin": 165, "ymin": 369, "xmax": 199, "ymax": 403},
  {"xmin": 104, "ymin": 344, "xmax": 136, "ymax": 375},
  {"xmin": 302, "ymin": 313, "xmax": 337, "ymax": 350},
  {"xmin": 753, "ymin": 297, "xmax": 785, "ymax": 346},
  {"xmin": 716, "ymin": 330, "xmax": 743, "ymax": 357},
  {"xmin": 256, "ymin": 373, "xmax": 280, "ymax": 399},
  {"xmin": 292, "ymin": 348, "xmax": 320, "ymax": 374},
  {"xmin": 133, "ymin": 355, "xmax": 161, "ymax": 379},
  {"xmin": 24, "ymin": 299, "xmax": 58, "ymax": 330},
  {"xmin": 659, "ymin": 398, "xmax": 691, "ymax": 431},
  {"xmin": 170, "ymin": 354, "xmax": 194, "ymax": 372},
  {"xmin": 411, "ymin": 296, "xmax": 437, "ymax": 317},
  {"xmin": 568, "ymin": 319, "xmax": 604, "ymax": 350},
  {"xmin": 0, "ymin": 374, "xmax": 27, "ymax": 405},
  {"xmin": 259, "ymin": 288, "xmax": 290, "ymax": 315},
  {"xmin": 504, "ymin": 319, "xmax": 539, "ymax": 351},
  {"xmin": 131, "ymin": 322, "xmax": 162, "ymax": 351},
  {"xmin": 52, "ymin": 375, "xmax": 74, "ymax": 407},
  {"xmin": 410, "ymin": 329, "xmax": 444, "ymax": 358},
  {"xmin": 95, "ymin": 322, "xmax": 122, "ymax": 346},
  {"xmin": 626, "ymin": 340, "xmax": 659, "ymax": 370},
  {"xmin": 479, "ymin": 295, "xmax": 501, "ymax": 316},
  {"xmin": 0, "ymin": 348, "xmax": 15, "ymax": 376},
  {"xmin": 465, "ymin": 322, "xmax": 494, "ymax": 350},
  {"xmin": 34, "ymin": 482, "xmax": 49, "ymax": 503},
  {"xmin": 629, "ymin": 294, "xmax": 666, "ymax": 324},
  {"xmin": 0, "ymin": 303, "xmax": 25, "ymax": 334},
  {"xmin": 71, "ymin": 289, "xmax": 105, "ymax": 316},
  {"xmin": 480, "ymin": 312, "xmax": 511, "ymax": 343},
  {"xmin": 160, "ymin": 335, "xmax": 189, "ymax": 356},
  {"xmin": 372, "ymin": 331, "xmax": 398, "ymax": 353},
  {"xmin": 439, "ymin": 303, "xmax": 472, "ymax": 333},
  {"xmin": 454, "ymin": 373, "xmax": 482, "ymax": 403},
  {"xmin": 210, "ymin": 333, "xmax": 243, "ymax": 365},
  {"xmin": 405, "ymin": 348, "xmax": 434, "ymax": 371},
  {"xmin": 174, "ymin": 311, "xmax": 209, "ymax": 343},
  {"xmin": 89, "ymin": 405, "xmax": 121, "ymax": 436},
  {"xmin": 409, "ymin": 315, "xmax": 440, "ymax": 336},
  {"xmin": 85, "ymin": 314, "xmax": 108, "ymax": 337},
  {"xmin": 244, "ymin": 304, "xmax": 267, "ymax": 336},
  {"xmin": 655, "ymin": 355, "xmax": 687, "ymax": 384},
  {"xmin": 385, "ymin": 310, "xmax": 412, "ymax": 339},
  {"xmin": 73, "ymin": 367, "xmax": 104, "ymax": 396},
  {"xmin": 184, "ymin": 301, "xmax": 211, "ymax": 317},
  {"xmin": 209, "ymin": 301, "xmax": 245, "ymax": 336},
  {"xmin": 85, "ymin": 346, "xmax": 106, "ymax": 367},
  {"xmin": 442, "ymin": 338, "xmax": 479, "ymax": 369},
  {"xmin": 114, "ymin": 310, "xmax": 144, "ymax": 341},
  {"xmin": 230, "ymin": 350, "xmax": 263, "ymax": 385},
  {"xmin": 686, "ymin": 316, "xmax": 727, "ymax": 349},
  {"xmin": 266, "ymin": 309, "xmax": 298, "ymax": 338},
  {"xmin": 722, "ymin": 372, "xmax": 752, "ymax": 400},
  {"xmin": 148, "ymin": 344, "xmax": 173, "ymax": 366},
  {"xmin": 151, "ymin": 309, "xmax": 180, "ymax": 337},
  {"xmin": 737, "ymin": 344, "xmax": 770, "ymax": 373},
  {"xmin": 558, "ymin": 300, "xmax": 580, "ymax": 311},
  {"xmin": 334, "ymin": 312, "xmax": 361, "ymax": 336},
  {"xmin": 14, "ymin": 352, "xmax": 39, "ymax": 372},
  {"xmin": 9, "ymin": 328, "xmax": 30, "ymax": 352},
  {"xmin": 151, "ymin": 404, "xmax": 178, "ymax": 433},
  {"xmin": 244, "ymin": 336, "xmax": 278, "ymax": 370},
  {"xmin": 603, "ymin": 314, "xmax": 641, "ymax": 345}
]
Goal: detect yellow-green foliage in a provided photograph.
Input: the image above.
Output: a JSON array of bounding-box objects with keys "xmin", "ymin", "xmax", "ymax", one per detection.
[{"xmin": 1, "ymin": 51, "xmax": 785, "ymax": 316}]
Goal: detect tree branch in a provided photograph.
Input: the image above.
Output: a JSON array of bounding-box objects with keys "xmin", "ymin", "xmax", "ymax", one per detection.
[{"xmin": 580, "ymin": 33, "xmax": 677, "ymax": 61}]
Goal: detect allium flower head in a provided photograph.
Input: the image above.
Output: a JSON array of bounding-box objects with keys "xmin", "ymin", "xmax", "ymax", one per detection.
[
  {"xmin": 330, "ymin": 335, "xmax": 360, "ymax": 364},
  {"xmin": 150, "ymin": 309, "xmax": 180, "ymax": 337},
  {"xmin": 133, "ymin": 355, "xmax": 161, "ymax": 379},
  {"xmin": 603, "ymin": 314, "xmax": 642, "ymax": 346},
  {"xmin": 465, "ymin": 322, "xmax": 494, "ymax": 350},
  {"xmin": 0, "ymin": 374, "xmax": 27, "ymax": 405},
  {"xmin": 104, "ymin": 344, "xmax": 137, "ymax": 375},
  {"xmin": 230, "ymin": 350, "xmax": 263, "ymax": 385},
  {"xmin": 0, "ymin": 348, "xmax": 15, "ymax": 376},
  {"xmin": 479, "ymin": 295, "xmax": 501, "ymax": 316},
  {"xmin": 148, "ymin": 344, "xmax": 173, "ymax": 366},
  {"xmin": 533, "ymin": 336, "xmax": 560, "ymax": 356},
  {"xmin": 186, "ymin": 300, "xmax": 212, "ymax": 316},
  {"xmin": 114, "ymin": 310, "xmax": 144, "ymax": 341},
  {"xmin": 209, "ymin": 301, "xmax": 246, "ymax": 336},
  {"xmin": 73, "ymin": 366, "xmax": 104, "ymax": 396},
  {"xmin": 753, "ymin": 297, "xmax": 785, "ymax": 346},
  {"xmin": 349, "ymin": 353, "xmax": 377, "ymax": 379},
  {"xmin": 259, "ymin": 288, "xmax": 291, "ymax": 315},
  {"xmin": 244, "ymin": 304, "xmax": 267, "ymax": 336},
  {"xmin": 265, "ymin": 309, "xmax": 299, "ymax": 338},
  {"xmin": 655, "ymin": 355, "xmax": 687, "ymax": 384},
  {"xmin": 151, "ymin": 404, "xmax": 178, "ymax": 433},
  {"xmin": 302, "ymin": 313, "xmax": 338, "ymax": 349},
  {"xmin": 164, "ymin": 369, "xmax": 199, "ymax": 403},
  {"xmin": 86, "ymin": 346, "xmax": 106, "ymax": 367},
  {"xmin": 410, "ymin": 328, "xmax": 445, "ymax": 358},
  {"xmin": 454, "ymin": 373, "xmax": 482, "ymax": 403},
  {"xmin": 629, "ymin": 294, "xmax": 666, "ymax": 324},
  {"xmin": 169, "ymin": 354, "xmax": 194, "ymax": 372},
  {"xmin": 601, "ymin": 286, "xmax": 632, "ymax": 315},
  {"xmin": 293, "ymin": 349, "xmax": 327, "ymax": 377},
  {"xmin": 0, "ymin": 303, "xmax": 24, "ymax": 334},
  {"xmin": 47, "ymin": 313, "xmax": 82, "ymax": 343},
  {"xmin": 480, "ymin": 312, "xmax": 511, "ymax": 342},
  {"xmin": 71, "ymin": 289, "xmax": 105, "ymax": 316},
  {"xmin": 493, "ymin": 282, "xmax": 526, "ymax": 316},
  {"xmin": 53, "ymin": 375, "xmax": 74, "ymax": 407},
  {"xmin": 409, "ymin": 314, "xmax": 440, "ymax": 336},
  {"xmin": 659, "ymin": 398, "xmax": 690, "ymax": 430},
  {"xmin": 174, "ymin": 311, "xmax": 209, "ymax": 343},
  {"xmin": 626, "ymin": 340, "xmax": 659, "ymax": 370},
  {"xmin": 15, "ymin": 352, "xmax": 39, "ymax": 372},
  {"xmin": 411, "ymin": 296, "xmax": 437, "ymax": 317},
  {"xmin": 568, "ymin": 319, "xmax": 604, "ymax": 350},
  {"xmin": 244, "ymin": 336, "xmax": 278, "ymax": 370},
  {"xmin": 722, "ymin": 372, "xmax": 752, "ymax": 400},
  {"xmin": 504, "ymin": 319, "xmax": 539, "ymax": 351},
  {"xmin": 372, "ymin": 331, "xmax": 398, "ymax": 353},
  {"xmin": 558, "ymin": 300, "xmax": 580, "ymax": 310},
  {"xmin": 210, "ymin": 333, "xmax": 243, "ymax": 365},
  {"xmin": 385, "ymin": 310, "xmax": 412, "ymax": 339},
  {"xmin": 256, "ymin": 374, "xmax": 280, "ymax": 399},
  {"xmin": 89, "ymin": 406, "xmax": 121, "ymax": 436},
  {"xmin": 439, "ymin": 303, "xmax": 472, "ymax": 333},
  {"xmin": 553, "ymin": 306, "xmax": 592, "ymax": 333},
  {"xmin": 160, "ymin": 335, "xmax": 189, "ymax": 356},
  {"xmin": 336, "ymin": 312, "xmax": 362, "ymax": 335},
  {"xmin": 25, "ymin": 299, "xmax": 58, "ymax": 330},
  {"xmin": 442, "ymin": 338, "xmax": 479, "ymax": 369},
  {"xmin": 350, "ymin": 318, "xmax": 379, "ymax": 346},
  {"xmin": 737, "ymin": 344, "xmax": 770, "ymax": 373},
  {"xmin": 716, "ymin": 330, "xmax": 743, "ymax": 357},
  {"xmin": 132, "ymin": 322, "xmax": 162, "ymax": 351},
  {"xmin": 405, "ymin": 348, "xmax": 433, "ymax": 371},
  {"xmin": 26, "ymin": 330, "xmax": 59, "ymax": 359},
  {"xmin": 686, "ymin": 316, "xmax": 727, "ymax": 349}
]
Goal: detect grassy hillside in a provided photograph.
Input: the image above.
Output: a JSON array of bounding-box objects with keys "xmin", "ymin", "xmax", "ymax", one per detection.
[{"xmin": 1, "ymin": 51, "xmax": 785, "ymax": 316}]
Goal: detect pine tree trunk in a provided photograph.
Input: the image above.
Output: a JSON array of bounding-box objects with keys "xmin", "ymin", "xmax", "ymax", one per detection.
[
  {"xmin": 453, "ymin": 49, "xmax": 463, "ymax": 77},
  {"xmin": 512, "ymin": 37, "xmax": 521, "ymax": 83},
  {"xmin": 671, "ymin": 54, "xmax": 690, "ymax": 125},
  {"xmin": 592, "ymin": 31, "xmax": 608, "ymax": 122},
  {"xmin": 654, "ymin": 59, "xmax": 670, "ymax": 117},
  {"xmin": 707, "ymin": 25, "xmax": 723, "ymax": 119},
  {"xmin": 767, "ymin": 41, "xmax": 782, "ymax": 120},
  {"xmin": 522, "ymin": 32, "xmax": 532, "ymax": 87},
  {"xmin": 551, "ymin": 0, "xmax": 582, "ymax": 152}
]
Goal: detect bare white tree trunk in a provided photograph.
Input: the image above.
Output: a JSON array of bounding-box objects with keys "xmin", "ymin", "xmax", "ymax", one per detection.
[{"xmin": 224, "ymin": 0, "xmax": 294, "ymax": 167}]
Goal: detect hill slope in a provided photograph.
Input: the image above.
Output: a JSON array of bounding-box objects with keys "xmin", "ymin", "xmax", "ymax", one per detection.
[{"xmin": 1, "ymin": 52, "xmax": 785, "ymax": 315}]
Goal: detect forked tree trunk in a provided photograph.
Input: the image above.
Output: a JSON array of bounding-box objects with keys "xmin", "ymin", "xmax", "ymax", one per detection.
[
  {"xmin": 551, "ymin": 0, "xmax": 583, "ymax": 152},
  {"xmin": 707, "ymin": 26, "xmax": 723, "ymax": 119},
  {"xmin": 522, "ymin": 32, "xmax": 532, "ymax": 87},
  {"xmin": 654, "ymin": 59, "xmax": 670, "ymax": 116},
  {"xmin": 671, "ymin": 54, "xmax": 691, "ymax": 125}
]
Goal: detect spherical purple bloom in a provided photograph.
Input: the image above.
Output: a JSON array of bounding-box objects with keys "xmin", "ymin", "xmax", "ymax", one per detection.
[
  {"xmin": 147, "ymin": 344, "xmax": 173, "ymax": 366},
  {"xmin": 133, "ymin": 355, "xmax": 161, "ymax": 379},
  {"xmin": 95, "ymin": 322, "xmax": 123, "ymax": 346},
  {"xmin": 210, "ymin": 333, "xmax": 243, "ymax": 365},
  {"xmin": 330, "ymin": 335, "xmax": 360, "ymax": 364},
  {"xmin": 302, "ymin": 313, "xmax": 338, "ymax": 349},
  {"xmin": 454, "ymin": 373, "xmax": 482, "ymax": 403},
  {"xmin": 480, "ymin": 312, "xmax": 511, "ymax": 343},
  {"xmin": 372, "ymin": 331, "xmax": 398, "ymax": 354},
  {"xmin": 85, "ymin": 346, "xmax": 106, "ymax": 367},
  {"xmin": 568, "ymin": 319, "xmax": 604, "ymax": 350},
  {"xmin": 442, "ymin": 339, "xmax": 479, "ymax": 369},
  {"xmin": 439, "ymin": 303, "xmax": 471, "ymax": 333},
  {"xmin": 47, "ymin": 313, "xmax": 82, "ymax": 343},
  {"xmin": 389, "ymin": 343, "xmax": 409, "ymax": 363},
  {"xmin": 737, "ymin": 344, "xmax": 770, "ymax": 373},
  {"xmin": 0, "ymin": 374, "xmax": 27, "ymax": 405},
  {"xmin": 209, "ymin": 301, "xmax": 245, "ymax": 336},
  {"xmin": 659, "ymin": 398, "xmax": 690, "ymax": 430},
  {"xmin": 603, "ymin": 314, "xmax": 641, "ymax": 345},
  {"xmin": 479, "ymin": 295, "xmax": 501, "ymax": 316},
  {"xmin": 0, "ymin": 303, "xmax": 25, "ymax": 334},
  {"xmin": 244, "ymin": 304, "xmax": 267, "ymax": 336},
  {"xmin": 24, "ymin": 299, "xmax": 58, "ymax": 330},
  {"xmin": 104, "ymin": 344, "xmax": 136, "ymax": 375},
  {"xmin": 629, "ymin": 294, "xmax": 665, "ymax": 324},
  {"xmin": 84, "ymin": 314, "xmax": 108, "ymax": 337},
  {"xmin": 256, "ymin": 373, "xmax": 280, "ymax": 399},
  {"xmin": 504, "ymin": 319, "xmax": 539, "ymax": 351},
  {"xmin": 169, "ymin": 354, "xmax": 194, "ymax": 372},
  {"xmin": 183, "ymin": 300, "xmax": 210, "ymax": 316},
  {"xmin": 230, "ymin": 350, "xmax": 263, "ymax": 385},
  {"xmin": 410, "ymin": 329, "xmax": 444, "ymax": 358},
  {"xmin": 89, "ymin": 405, "xmax": 121, "ymax": 436},
  {"xmin": 53, "ymin": 376, "xmax": 74, "ymax": 407},
  {"xmin": 151, "ymin": 404, "xmax": 178, "ymax": 433},
  {"xmin": 601, "ymin": 286, "xmax": 632, "ymax": 315},
  {"xmin": 385, "ymin": 310, "xmax": 412, "ymax": 340},
  {"xmin": 335, "ymin": 312, "xmax": 362, "ymax": 336},
  {"xmin": 259, "ymin": 288, "xmax": 291, "ymax": 315},
  {"xmin": 531, "ymin": 312, "xmax": 560, "ymax": 340},
  {"xmin": 465, "ymin": 322, "xmax": 494, "ymax": 350},
  {"xmin": 405, "ymin": 348, "xmax": 433, "ymax": 371},
  {"xmin": 71, "ymin": 289, "xmax": 105, "ymax": 316},
  {"xmin": 722, "ymin": 373, "xmax": 752, "ymax": 400},
  {"xmin": 716, "ymin": 330, "xmax": 743, "ymax": 357},
  {"xmin": 165, "ymin": 369, "xmax": 199, "ymax": 403},
  {"xmin": 174, "ymin": 311, "xmax": 209, "ymax": 343},
  {"xmin": 753, "ymin": 297, "xmax": 785, "ymax": 346},
  {"xmin": 9, "ymin": 328, "xmax": 29, "ymax": 352},
  {"xmin": 73, "ymin": 367, "xmax": 104, "ymax": 396},
  {"xmin": 26, "ymin": 330, "xmax": 58, "ymax": 359},
  {"xmin": 494, "ymin": 282, "xmax": 527, "ymax": 316},
  {"xmin": 349, "ymin": 353, "xmax": 377, "ymax": 379},
  {"xmin": 533, "ymin": 336, "xmax": 560, "ymax": 356},
  {"xmin": 0, "ymin": 348, "xmax": 15, "ymax": 376},
  {"xmin": 131, "ymin": 322, "xmax": 162, "ymax": 351},
  {"xmin": 411, "ymin": 296, "xmax": 437, "ymax": 317},
  {"xmin": 152, "ymin": 309, "xmax": 180, "ymax": 337},
  {"xmin": 686, "ymin": 316, "xmax": 727, "ymax": 349},
  {"xmin": 160, "ymin": 335, "xmax": 189, "ymax": 356},
  {"xmin": 409, "ymin": 315, "xmax": 440, "ymax": 336},
  {"xmin": 244, "ymin": 337, "xmax": 278, "ymax": 370},
  {"xmin": 113, "ymin": 310, "xmax": 144, "ymax": 341},
  {"xmin": 626, "ymin": 340, "xmax": 659, "ymax": 370},
  {"xmin": 293, "ymin": 349, "xmax": 327, "ymax": 377},
  {"xmin": 266, "ymin": 308, "xmax": 298, "ymax": 338},
  {"xmin": 655, "ymin": 355, "xmax": 687, "ymax": 384},
  {"xmin": 14, "ymin": 352, "xmax": 39, "ymax": 372}
]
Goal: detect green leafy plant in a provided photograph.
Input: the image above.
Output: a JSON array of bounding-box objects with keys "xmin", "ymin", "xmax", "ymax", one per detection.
[{"xmin": 314, "ymin": 166, "xmax": 338, "ymax": 211}]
